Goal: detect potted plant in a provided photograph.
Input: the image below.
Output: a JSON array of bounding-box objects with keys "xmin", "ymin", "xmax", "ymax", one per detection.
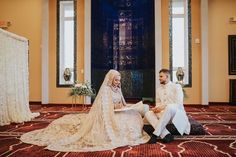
[{"xmin": 70, "ymin": 81, "xmax": 96, "ymax": 109}]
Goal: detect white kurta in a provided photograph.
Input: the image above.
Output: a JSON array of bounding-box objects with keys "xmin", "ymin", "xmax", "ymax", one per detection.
[{"xmin": 145, "ymin": 81, "xmax": 190, "ymax": 138}]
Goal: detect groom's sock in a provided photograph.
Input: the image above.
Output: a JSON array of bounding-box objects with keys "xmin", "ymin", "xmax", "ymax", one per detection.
[
  {"xmin": 147, "ymin": 134, "xmax": 158, "ymax": 144},
  {"xmin": 161, "ymin": 134, "xmax": 174, "ymax": 143}
]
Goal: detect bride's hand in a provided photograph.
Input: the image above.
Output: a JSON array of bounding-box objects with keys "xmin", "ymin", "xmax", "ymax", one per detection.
[
  {"xmin": 152, "ymin": 104, "xmax": 166, "ymax": 113},
  {"xmin": 115, "ymin": 103, "xmax": 123, "ymax": 109}
]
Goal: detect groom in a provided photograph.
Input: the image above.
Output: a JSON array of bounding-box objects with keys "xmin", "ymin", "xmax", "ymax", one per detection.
[{"xmin": 145, "ymin": 69, "xmax": 190, "ymax": 143}]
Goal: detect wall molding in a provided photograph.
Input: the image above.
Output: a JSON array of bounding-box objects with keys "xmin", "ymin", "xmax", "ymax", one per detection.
[
  {"xmin": 41, "ymin": 0, "xmax": 49, "ymax": 104},
  {"xmin": 201, "ymin": 0, "xmax": 209, "ymax": 105},
  {"xmin": 84, "ymin": 0, "xmax": 91, "ymax": 104},
  {"xmin": 209, "ymin": 102, "xmax": 230, "ymax": 105},
  {"xmin": 155, "ymin": 0, "xmax": 163, "ymax": 101}
]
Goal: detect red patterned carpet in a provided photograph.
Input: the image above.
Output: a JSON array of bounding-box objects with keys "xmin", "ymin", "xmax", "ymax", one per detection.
[{"xmin": 1, "ymin": 105, "xmax": 236, "ymax": 157}]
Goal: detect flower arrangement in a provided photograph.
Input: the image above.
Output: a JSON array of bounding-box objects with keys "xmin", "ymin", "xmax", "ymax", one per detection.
[{"xmin": 70, "ymin": 81, "xmax": 96, "ymax": 97}]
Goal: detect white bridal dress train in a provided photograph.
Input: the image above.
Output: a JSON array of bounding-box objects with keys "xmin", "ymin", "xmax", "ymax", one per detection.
[{"xmin": 21, "ymin": 70, "xmax": 150, "ymax": 152}]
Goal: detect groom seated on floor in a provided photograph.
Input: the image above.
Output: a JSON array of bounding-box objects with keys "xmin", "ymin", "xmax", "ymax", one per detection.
[{"xmin": 144, "ymin": 69, "xmax": 193, "ymax": 144}]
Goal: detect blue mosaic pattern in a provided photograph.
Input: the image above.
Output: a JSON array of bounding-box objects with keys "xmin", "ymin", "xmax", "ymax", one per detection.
[{"xmin": 91, "ymin": 0, "xmax": 155, "ymax": 99}]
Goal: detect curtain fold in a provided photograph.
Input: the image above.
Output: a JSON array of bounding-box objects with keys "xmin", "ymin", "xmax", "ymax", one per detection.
[{"xmin": 0, "ymin": 28, "xmax": 39, "ymax": 126}]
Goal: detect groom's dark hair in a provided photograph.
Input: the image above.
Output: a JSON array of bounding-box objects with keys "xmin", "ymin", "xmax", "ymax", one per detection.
[{"xmin": 159, "ymin": 69, "xmax": 170, "ymax": 75}]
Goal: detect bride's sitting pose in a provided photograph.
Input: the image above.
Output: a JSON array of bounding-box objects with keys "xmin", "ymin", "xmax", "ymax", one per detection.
[{"xmin": 21, "ymin": 69, "xmax": 150, "ymax": 152}]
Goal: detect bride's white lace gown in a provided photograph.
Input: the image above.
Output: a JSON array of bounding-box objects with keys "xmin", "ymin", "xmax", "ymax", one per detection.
[{"xmin": 20, "ymin": 70, "xmax": 150, "ymax": 152}]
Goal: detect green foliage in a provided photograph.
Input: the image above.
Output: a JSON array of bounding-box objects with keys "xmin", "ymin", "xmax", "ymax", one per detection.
[
  {"xmin": 142, "ymin": 97, "xmax": 155, "ymax": 103},
  {"xmin": 69, "ymin": 81, "xmax": 96, "ymax": 97}
]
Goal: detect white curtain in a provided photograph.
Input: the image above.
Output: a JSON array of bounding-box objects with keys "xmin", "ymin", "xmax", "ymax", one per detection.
[{"xmin": 0, "ymin": 28, "xmax": 39, "ymax": 126}]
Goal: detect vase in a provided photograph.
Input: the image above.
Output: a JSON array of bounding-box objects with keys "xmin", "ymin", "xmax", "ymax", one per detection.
[
  {"xmin": 176, "ymin": 67, "xmax": 184, "ymax": 84},
  {"xmin": 63, "ymin": 68, "xmax": 72, "ymax": 82}
]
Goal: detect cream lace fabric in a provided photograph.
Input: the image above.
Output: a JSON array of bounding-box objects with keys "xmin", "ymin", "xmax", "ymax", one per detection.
[
  {"xmin": 0, "ymin": 28, "xmax": 39, "ymax": 126},
  {"xmin": 20, "ymin": 70, "xmax": 149, "ymax": 152}
]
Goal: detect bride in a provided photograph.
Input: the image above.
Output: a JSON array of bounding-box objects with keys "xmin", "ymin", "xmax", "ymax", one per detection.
[{"xmin": 21, "ymin": 69, "xmax": 150, "ymax": 152}]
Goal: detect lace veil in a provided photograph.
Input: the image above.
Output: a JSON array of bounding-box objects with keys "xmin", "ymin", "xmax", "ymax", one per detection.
[
  {"xmin": 47, "ymin": 70, "xmax": 128, "ymax": 151},
  {"xmin": 21, "ymin": 69, "xmax": 149, "ymax": 152}
]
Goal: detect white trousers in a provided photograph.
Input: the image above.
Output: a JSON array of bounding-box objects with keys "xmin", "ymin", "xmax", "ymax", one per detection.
[
  {"xmin": 130, "ymin": 103, "xmax": 150, "ymax": 117},
  {"xmin": 145, "ymin": 104, "xmax": 185, "ymax": 139}
]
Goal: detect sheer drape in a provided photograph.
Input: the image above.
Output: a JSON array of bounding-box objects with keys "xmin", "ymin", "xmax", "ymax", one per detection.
[{"xmin": 0, "ymin": 28, "xmax": 39, "ymax": 126}]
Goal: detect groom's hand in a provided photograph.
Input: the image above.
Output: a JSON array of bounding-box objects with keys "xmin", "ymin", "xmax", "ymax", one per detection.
[
  {"xmin": 152, "ymin": 103, "xmax": 166, "ymax": 113},
  {"xmin": 151, "ymin": 107, "xmax": 162, "ymax": 113}
]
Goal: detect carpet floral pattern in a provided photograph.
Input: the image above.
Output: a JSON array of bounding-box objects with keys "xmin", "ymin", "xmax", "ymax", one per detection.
[{"xmin": 0, "ymin": 105, "xmax": 236, "ymax": 157}]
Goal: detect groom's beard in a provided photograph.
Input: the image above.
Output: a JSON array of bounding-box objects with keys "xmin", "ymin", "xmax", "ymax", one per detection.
[{"xmin": 160, "ymin": 80, "xmax": 168, "ymax": 85}]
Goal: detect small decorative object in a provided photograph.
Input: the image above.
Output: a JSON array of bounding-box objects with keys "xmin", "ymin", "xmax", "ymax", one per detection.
[
  {"xmin": 175, "ymin": 67, "xmax": 187, "ymax": 98},
  {"xmin": 0, "ymin": 21, "xmax": 11, "ymax": 29},
  {"xmin": 63, "ymin": 68, "xmax": 72, "ymax": 82},
  {"xmin": 70, "ymin": 81, "xmax": 96, "ymax": 109},
  {"xmin": 176, "ymin": 67, "xmax": 184, "ymax": 84}
]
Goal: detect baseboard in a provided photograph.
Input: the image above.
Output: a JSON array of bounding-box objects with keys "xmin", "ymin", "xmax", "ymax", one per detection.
[
  {"xmin": 184, "ymin": 103, "xmax": 231, "ymax": 107},
  {"xmin": 184, "ymin": 104, "xmax": 208, "ymax": 107},
  {"xmin": 29, "ymin": 101, "xmax": 42, "ymax": 105},
  {"xmin": 29, "ymin": 101, "xmax": 93, "ymax": 106},
  {"xmin": 209, "ymin": 102, "xmax": 229, "ymax": 105},
  {"xmin": 29, "ymin": 102, "xmax": 232, "ymax": 107},
  {"xmin": 41, "ymin": 103, "xmax": 92, "ymax": 107}
]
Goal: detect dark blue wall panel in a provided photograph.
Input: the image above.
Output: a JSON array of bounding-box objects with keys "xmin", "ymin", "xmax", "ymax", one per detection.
[{"xmin": 91, "ymin": 0, "xmax": 155, "ymax": 99}]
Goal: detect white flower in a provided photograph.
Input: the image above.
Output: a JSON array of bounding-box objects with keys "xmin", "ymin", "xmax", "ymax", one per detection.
[
  {"xmin": 70, "ymin": 81, "xmax": 95, "ymax": 97},
  {"xmin": 75, "ymin": 83, "xmax": 82, "ymax": 88},
  {"xmin": 81, "ymin": 85, "xmax": 87, "ymax": 89}
]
